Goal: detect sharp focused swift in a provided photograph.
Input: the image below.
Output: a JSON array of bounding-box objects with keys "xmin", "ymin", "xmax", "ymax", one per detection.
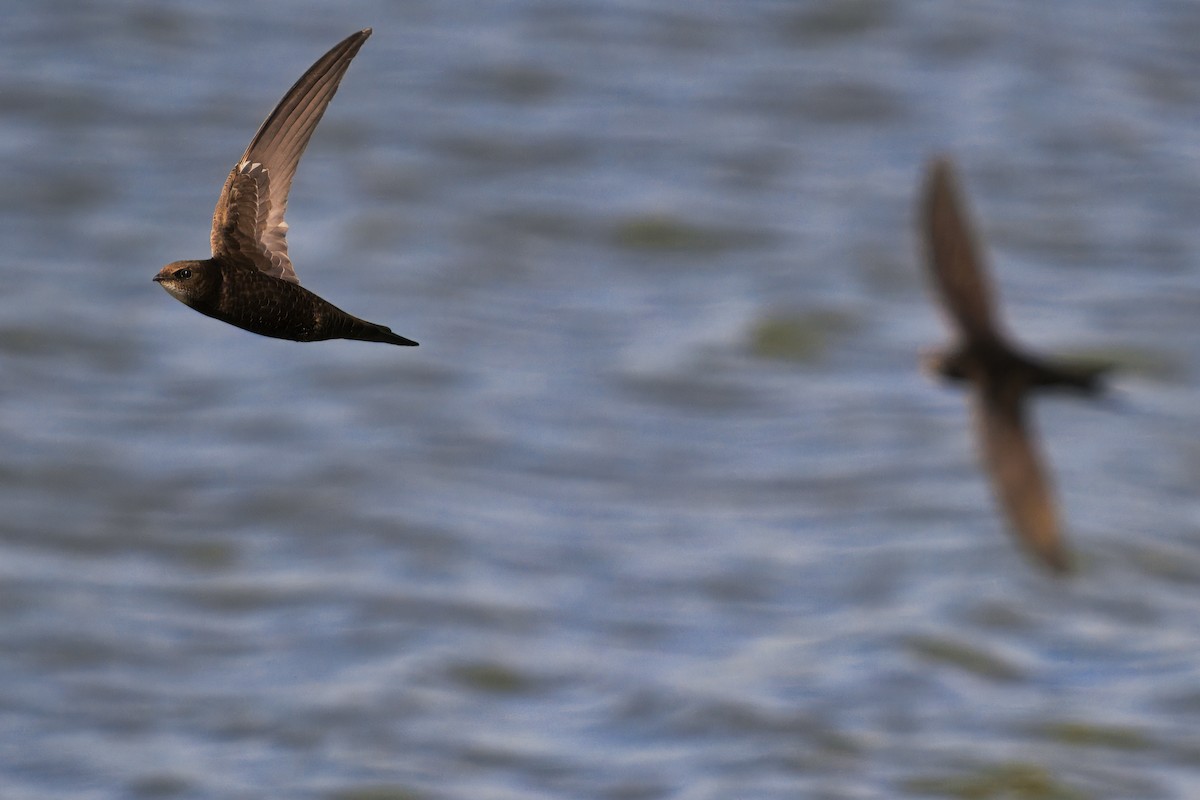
[{"xmin": 155, "ymin": 29, "xmax": 417, "ymax": 347}]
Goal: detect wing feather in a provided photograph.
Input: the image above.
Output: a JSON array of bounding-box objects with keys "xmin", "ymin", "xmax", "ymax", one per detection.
[
  {"xmin": 973, "ymin": 374, "xmax": 1071, "ymax": 573},
  {"xmin": 210, "ymin": 29, "xmax": 372, "ymax": 283},
  {"xmin": 921, "ymin": 156, "xmax": 1004, "ymax": 345}
]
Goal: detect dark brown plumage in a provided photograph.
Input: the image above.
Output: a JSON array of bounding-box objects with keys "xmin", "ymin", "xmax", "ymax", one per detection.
[
  {"xmin": 155, "ymin": 29, "xmax": 417, "ymax": 347},
  {"xmin": 919, "ymin": 155, "xmax": 1107, "ymax": 574}
]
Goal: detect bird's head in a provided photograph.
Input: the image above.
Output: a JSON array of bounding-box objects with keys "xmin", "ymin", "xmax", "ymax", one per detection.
[
  {"xmin": 920, "ymin": 346, "xmax": 969, "ymax": 383},
  {"xmin": 153, "ymin": 260, "xmax": 215, "ymax": 306}
]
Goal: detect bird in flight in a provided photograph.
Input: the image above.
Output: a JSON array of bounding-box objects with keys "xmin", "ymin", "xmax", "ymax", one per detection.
[
  {"xmin": 919, "ymin": 156, "xmax": 1107, "ymax": 573},
  {"xmin": 155, "ymin": 29, "xmax": 417, "ymax": 347}
]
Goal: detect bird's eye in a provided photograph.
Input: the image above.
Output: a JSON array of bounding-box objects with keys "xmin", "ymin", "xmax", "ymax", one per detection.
[{"xmin": 176, "ymin": 268, "xmax": 192, "ymax": 279}]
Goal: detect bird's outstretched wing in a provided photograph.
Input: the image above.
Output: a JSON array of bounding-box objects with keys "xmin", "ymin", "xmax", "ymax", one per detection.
[
  {"xmin": 921, "ymin": 156, "xmax": 1004, "ymax": 345},
  {"xmin": 210, "ymin": 29, "xmax": 372, "ymax": 284},
  {"xmin": 974, "ymin": 374, "xmax": 1071, "ymax": 573}
]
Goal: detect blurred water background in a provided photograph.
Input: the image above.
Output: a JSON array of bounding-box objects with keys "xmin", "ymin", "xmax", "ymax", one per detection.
[{"xmin": 4, "ymin": 1, "xmax": 1200, "ymax": 798}]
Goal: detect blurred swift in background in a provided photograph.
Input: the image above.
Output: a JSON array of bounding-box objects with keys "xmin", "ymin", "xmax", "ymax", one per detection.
[{"xmin": 919, "ymin": 156, "xmax": 1109, "ymax": 573}]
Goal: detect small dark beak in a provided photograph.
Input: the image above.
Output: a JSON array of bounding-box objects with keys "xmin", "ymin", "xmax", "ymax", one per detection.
[{"xmin": 152, "ymin": 275, "xmax": 164, "ymax": 283}]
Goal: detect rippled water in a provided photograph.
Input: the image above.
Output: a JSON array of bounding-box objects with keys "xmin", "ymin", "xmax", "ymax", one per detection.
[{"xmin": 5, "ymin": 1, "xmax": 1200, "ymax": 798}]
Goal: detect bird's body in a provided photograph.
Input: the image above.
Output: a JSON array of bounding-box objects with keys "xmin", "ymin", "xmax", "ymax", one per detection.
[
  {"xmin": 157, "ymin": 257, "xmax": 415, "ymax": 345},
  {"xmin": 919, "ymin": 156, "xmax": 1108, "ymax": 574},
  {"xmin": 155, "ymin": 29, "xmax": 417, "ymax": 347},
  {"xmin": 927, "ymin": 340, "xmax": 1105, "ymax": 394}
]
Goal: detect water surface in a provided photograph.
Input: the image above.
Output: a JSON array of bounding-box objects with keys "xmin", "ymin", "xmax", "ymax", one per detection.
[{"xmin": 2, "ymin": 1, "xmax": 1200, "ymax": 798}]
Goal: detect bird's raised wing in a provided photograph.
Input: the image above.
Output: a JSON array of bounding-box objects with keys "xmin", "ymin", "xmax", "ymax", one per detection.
[
  {"xmin": 973, "ymin": 374, "xmax": 1070, "ymax": 573},
  {"xmin": 920, "ymin": 156, "xmax": 1004, "ymax": 345},
  {"xmin": 210, "ymin": 29, "xmax": 372, "ymax": 284}
]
